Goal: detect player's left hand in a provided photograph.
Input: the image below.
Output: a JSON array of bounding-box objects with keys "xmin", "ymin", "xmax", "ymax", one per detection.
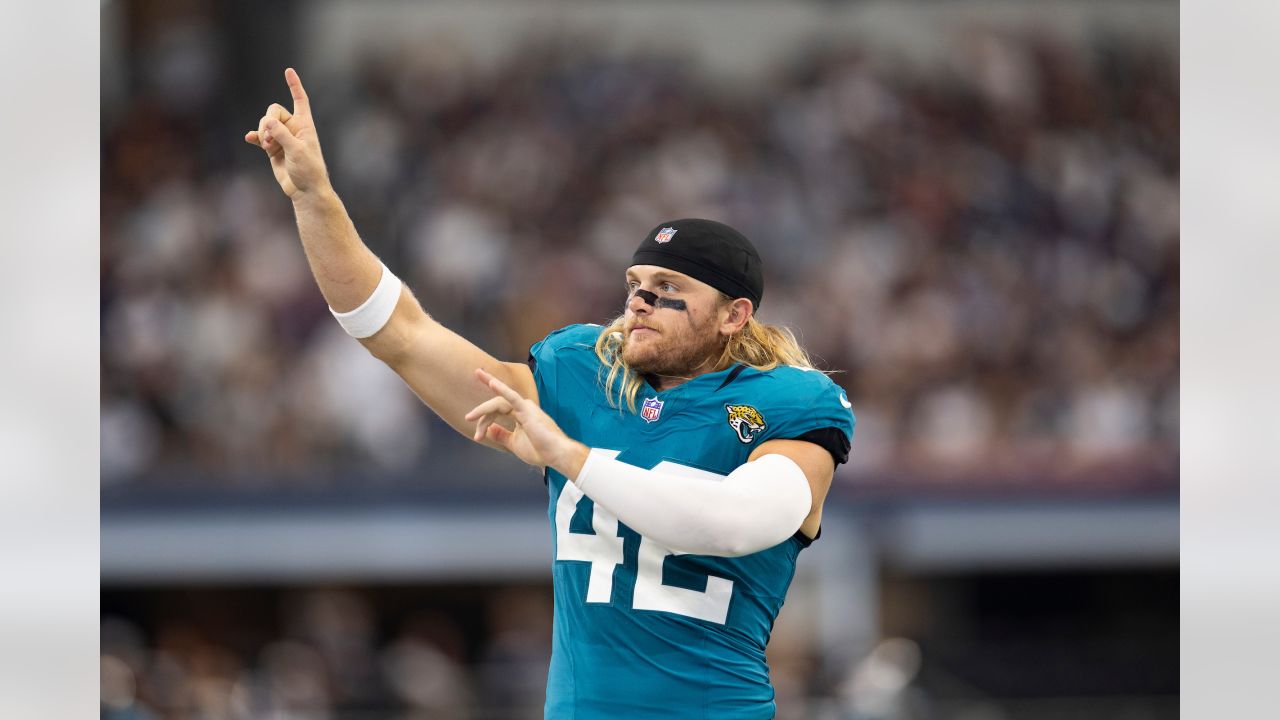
[{"xmin": 466, "ymin": 368, "xmax": 589, "ymax": 478}]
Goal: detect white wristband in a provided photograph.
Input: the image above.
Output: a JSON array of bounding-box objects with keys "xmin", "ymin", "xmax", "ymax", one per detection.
[
  {"xmin": 575, "ymin": 449, "xmax": 812, "ymax": 557},
  {"xmin": 330, "ymin": 263, "xmax": 402, "ymax": 338}
]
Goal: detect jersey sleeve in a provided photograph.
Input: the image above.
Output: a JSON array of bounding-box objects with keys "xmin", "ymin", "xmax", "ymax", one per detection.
[
  {"xmin": 528, "ymin": 323, "xmax": 606, "ymax": 421},
  {"xmin": 759, "ymin": 369, "xmax": 856, "ymax": 465}
]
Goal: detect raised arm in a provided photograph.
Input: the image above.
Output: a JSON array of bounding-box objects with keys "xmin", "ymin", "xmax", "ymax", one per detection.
[{"xmin": 245, "ymin": 68, "xmax": 536, "ymax": 443}]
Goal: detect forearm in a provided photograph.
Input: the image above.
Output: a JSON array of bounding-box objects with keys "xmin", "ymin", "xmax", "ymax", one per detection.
[
  {"xmin": 574, "ymin": 451, "xmax": 812, "ymax": 557},
  {"xmin": 290, "ymin": 187, "xmax": 384, "ymax": 312},
  {"xmin": 286, "ymin": 188, "xmax": 540, "ymax": 442}
]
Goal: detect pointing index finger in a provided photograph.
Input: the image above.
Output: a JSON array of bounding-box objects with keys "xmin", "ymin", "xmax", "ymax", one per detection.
[
  {"xmin": 285, "ymin": 67, "xmax": 310, "ymax": 118},
  {"xmin": 475, "ymin": 368, "xmax": 527, "ymax": 407}
]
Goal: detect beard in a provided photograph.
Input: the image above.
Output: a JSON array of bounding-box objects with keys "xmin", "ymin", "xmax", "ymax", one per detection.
[{"xmin": 621, "ymin": 313, "xmax": 726, "ymax": 379}]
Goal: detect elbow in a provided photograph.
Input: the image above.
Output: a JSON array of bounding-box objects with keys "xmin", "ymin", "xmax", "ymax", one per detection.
[
  {"xmin": 715, "ymin": 537, "xmax": 758, "ymax": 559},
  {"xmin": 349, "ymin": 285, "xmax": 431, "ymax": 366},
  {"xmin": 716, "ymin": 456, "xmax": 813, "ymax": 555},
  {"xmin": 712, "ymin": 535, "xmax": 783, "ymax": 559},
  {"xmin": 362, "ymin": 309, "xmax": 427, "ymax": 366},
  {"xmin": 704, "ymin": 502, "xmax": 807, "ymax": 558},
  {"xmin": 713, "ymin": 508, "xmax": 766, "ymax": 557},
  {"xmin": 715, "ymin": 529, "xmax": 801, "ymax": 559}
]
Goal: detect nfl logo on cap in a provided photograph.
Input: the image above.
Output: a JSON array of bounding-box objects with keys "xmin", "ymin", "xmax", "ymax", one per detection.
[
  {"xmin": 654, "ymin": 227, "xmax": 678, "ymax": 244},
  {"xmin": 641, "ymin": 397, "xmax": 664, "ymax": 422}
]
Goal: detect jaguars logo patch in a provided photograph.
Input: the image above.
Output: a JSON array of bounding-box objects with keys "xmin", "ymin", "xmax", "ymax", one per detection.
[{"xmin": 725, "ymin": 404, "xmax": 767, "ymax": 444}]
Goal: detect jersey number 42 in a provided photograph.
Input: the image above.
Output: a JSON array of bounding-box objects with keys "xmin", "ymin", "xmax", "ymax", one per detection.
[{"xmin": 555, "ymin": 478, "xmax": 734, "ymax": 625}]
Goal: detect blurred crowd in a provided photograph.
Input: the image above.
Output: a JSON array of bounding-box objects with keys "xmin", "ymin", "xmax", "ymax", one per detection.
[
  {"xmin": 100, "ymin": 580, "xmax": 1173, "ymax": 720},
  {"xmin": 101, "ymin": 588, "xmax": 554, "ymax": 720},
  {"xmin": 100, "ymin": 587, "xmax": 897, "ymax": 720},
  {"xmin": 101, "ymin": 19, "xmax": 1178, "ymax": 492}
]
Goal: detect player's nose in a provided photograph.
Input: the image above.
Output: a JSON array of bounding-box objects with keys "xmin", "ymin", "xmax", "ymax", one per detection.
[{"xmin": 626, "ymin": 291, "xmax": 653, "ymax": 315}]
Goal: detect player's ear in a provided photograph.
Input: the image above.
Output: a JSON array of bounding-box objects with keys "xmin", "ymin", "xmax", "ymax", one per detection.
[{"xmin": 720, "ymin": 297, "xmax": 753, "ymax": 336}]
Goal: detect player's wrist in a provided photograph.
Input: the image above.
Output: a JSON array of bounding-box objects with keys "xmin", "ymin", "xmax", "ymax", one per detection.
[
  {"xmin": 555, "ymin": 441, "xmax": 591, "ymax": 482},
  {"xmin": 290, "ymin": 181, "xmax": 338, "ymax": 209}
]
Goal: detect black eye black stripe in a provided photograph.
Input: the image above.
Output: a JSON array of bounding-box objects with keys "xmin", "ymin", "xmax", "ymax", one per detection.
[
  {"xmin": 632, "ymin": 288, "xmax": 687, "ymax": 312},
  {"xmin": 633, "ymin": 288, "xmax": 659, "ymax": 306}
]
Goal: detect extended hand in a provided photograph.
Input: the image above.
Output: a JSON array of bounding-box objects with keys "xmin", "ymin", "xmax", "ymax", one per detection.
[
  {"xmin": 244, "ymin": 68, "xmax": 329, "ymax": 199},
  {"xmin": 465, "ymin": 368, "xmax": 588, "ymax": 478}
]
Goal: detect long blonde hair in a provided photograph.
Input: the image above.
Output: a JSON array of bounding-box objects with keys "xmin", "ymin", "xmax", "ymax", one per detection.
[{"xmin": 592, "ymin": 296, "xmax": 817, "ymax": 412}]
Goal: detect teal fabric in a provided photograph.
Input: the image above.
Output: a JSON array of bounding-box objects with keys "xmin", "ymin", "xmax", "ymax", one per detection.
[{"xmin": 529, "ymin": 323, "xmax": 855, "ymax": 719}]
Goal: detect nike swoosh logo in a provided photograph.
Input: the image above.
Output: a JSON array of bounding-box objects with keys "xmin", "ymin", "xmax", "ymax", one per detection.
[{"xmin": 839, "ymin": 393, "xmax": 851, "ymax": 409}]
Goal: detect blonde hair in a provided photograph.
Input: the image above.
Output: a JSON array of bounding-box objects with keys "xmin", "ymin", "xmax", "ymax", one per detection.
[{"xmin": 592, "ymin": 297, "xmax": 817, "ymax": 413}]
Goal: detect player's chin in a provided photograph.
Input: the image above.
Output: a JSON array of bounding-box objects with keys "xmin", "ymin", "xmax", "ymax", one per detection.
[
  {"xmin": 621, "ymin": 343, "xmax": 662, "ymax": 370},
  {"xmin": 622, "ymin": 329, "xmax": 657, "ymax": 348}
]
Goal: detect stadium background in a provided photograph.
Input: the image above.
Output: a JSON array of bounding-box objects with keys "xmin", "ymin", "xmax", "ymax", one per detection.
[{"xmin": 99, "ymin": 1, "xmax": 1178, "ymax": 718}]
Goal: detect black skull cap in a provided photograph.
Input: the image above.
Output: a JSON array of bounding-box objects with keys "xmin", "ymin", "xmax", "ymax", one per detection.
[{"xmin": 631, "ymin": 219, "xmax": 764, "ymax": 310}]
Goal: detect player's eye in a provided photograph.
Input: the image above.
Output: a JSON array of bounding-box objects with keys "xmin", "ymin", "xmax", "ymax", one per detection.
[
  {"xmin": 625, "ymin": 281, "xmax": 639, "ymax": 293},
  {"xmin": 660, "ymin": 282, "xmax": 677, "ymax": 293}
]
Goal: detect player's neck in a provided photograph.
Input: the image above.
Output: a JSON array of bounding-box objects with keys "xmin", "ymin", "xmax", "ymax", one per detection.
[
  {"xmin": 645, "ymin": 355, "xmax": 724, "ymax": 391},
  {"xmin": 647, "ymin": 372, "xmax": 690, "ymax": 392}
]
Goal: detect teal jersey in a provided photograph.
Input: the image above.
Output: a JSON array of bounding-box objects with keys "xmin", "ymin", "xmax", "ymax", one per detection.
[{"xmin": 529, "ymin": 323, "xmax": 856, "ymax": 719}]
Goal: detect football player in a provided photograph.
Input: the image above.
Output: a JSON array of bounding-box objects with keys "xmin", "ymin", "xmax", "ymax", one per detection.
[{"xmin": 247, "ymin": 67, "xmax": 854, "ymax": 719}]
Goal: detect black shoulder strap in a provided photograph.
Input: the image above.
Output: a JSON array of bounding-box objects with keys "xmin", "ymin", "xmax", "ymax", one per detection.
[
  {"xmin": 792, "ymin": 427, "xmax": 851, "ymax": 466},
  {"xmin": 794, "ymin": 525, "xmax": 822, "ymax": 548}
]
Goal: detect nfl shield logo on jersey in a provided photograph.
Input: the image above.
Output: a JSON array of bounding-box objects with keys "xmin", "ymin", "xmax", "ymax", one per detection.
[
  {"xmin": 641, "ymin": 397, "xmax": 665, "ymax": 423},
  {"xmin": 654, "ymin": 227, "xmax": 678, "ymax": 244}
]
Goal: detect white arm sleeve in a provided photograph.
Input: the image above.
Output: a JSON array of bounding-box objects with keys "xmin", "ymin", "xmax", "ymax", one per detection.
[{"xmin": 574, "ymin": 449, "xmax": 812, "ymax": 557}]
